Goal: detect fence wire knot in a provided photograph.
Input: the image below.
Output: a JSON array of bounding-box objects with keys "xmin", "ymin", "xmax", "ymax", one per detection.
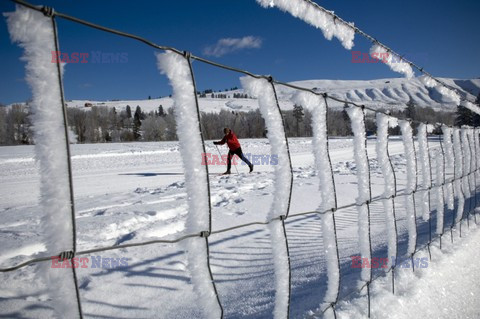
[
  {"xmin": 58, "ymin": 250, "xmax": 74, "ymax": 261},
  {"xmin": 200, "ymin": 230, "xmax": 210, "ymax": 238},
  {"xmin": 41, "ymin": 6, "xmax": 55, "ymax": 17}
]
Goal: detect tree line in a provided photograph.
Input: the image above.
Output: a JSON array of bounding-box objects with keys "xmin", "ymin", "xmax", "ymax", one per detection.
[{"xmin": 0, "ymin": 96, "xmax": 477, "ymax": 146}]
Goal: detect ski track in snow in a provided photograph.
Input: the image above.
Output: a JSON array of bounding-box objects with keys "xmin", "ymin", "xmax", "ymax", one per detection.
[{"xmin": 0, "ymin": 137, "xmax": 478, "ymax": 318}]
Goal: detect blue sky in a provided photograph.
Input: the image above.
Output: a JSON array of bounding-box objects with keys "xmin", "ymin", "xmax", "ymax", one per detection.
[{"xmin": 1, "ymin": 0, "xmax": 479, "ymax": 104}]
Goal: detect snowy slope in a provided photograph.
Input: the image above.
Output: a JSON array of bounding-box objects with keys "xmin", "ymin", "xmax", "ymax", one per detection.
[{"xmin": 53, "ymin": 77, "xmax": 480, "ymax": 114}]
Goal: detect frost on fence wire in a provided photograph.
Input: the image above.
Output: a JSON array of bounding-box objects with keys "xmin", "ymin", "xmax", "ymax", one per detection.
[
  {"xmin": 399, "ymin": 121, "xmax": 417, "ymax": 256},
  {"xmin": 255, "ymin": 0, "xmax": 354, "ymax": 50},
  {"xmin": 370, "ymin": 44, "xmax": 414, "ymax": 79},
  {"xmin": 241, "ymin": 77, "xmax": 292, "ymax": 319},
  {"xmin": 417, "ymin": 123, "xmax": 433, "ymax": 221},
  {"xmin": 419, "ymin": 75, "xmax": 460, "ymax": 106},
  {"xmin": 434, "ymin": 148, "xmax": 445, "ymax": 235},
  {"xmin": 418, "ymin": 75, "xmax": 480, "ymax": 117},
  {"xmin": 475, "ymin": 128, "xmax": 480, "ymax": 180},
  {"xmin": 452, "ymin": 128, "xmax": 465, "ymax": 224},
  {"xmin": 156, "ymin": 51, "xmax": 221, "ymax": 319},
  {"xmin": 6, "ymin": 5, "xmax": 79, "ymax": 317},
  {"xmin": 463, "ymin": 101, "xmax": 480, "ymax": 117},
  {"xmin": 345, "ymin": 106, "xmax": 371, "ymax": 283},
  {"xmin": 442, "ymin": 126, "xmax": 455, "ymax": 211},
  {"xmin": 460, "ymin": 129, "xmax": 472, "ymax": 202},
  {"xmin": 292, "ymin": 92, "xmax": 339, "ymax": 308},
  {"xmin": 375, "ymin": 114, "xmax": 398, "ymax": 268},
  {"xmin": 461, "ymin": 128, "xmax": 473, "ymax": 208},
  {"xmin": 466, "ymin": 129, "xmax": 476, "ymax": 197}
]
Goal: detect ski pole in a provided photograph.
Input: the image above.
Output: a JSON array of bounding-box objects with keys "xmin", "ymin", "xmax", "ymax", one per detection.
[{"xmin": 215, "ymin": 145, "xmax": 239, "ymax": 174}]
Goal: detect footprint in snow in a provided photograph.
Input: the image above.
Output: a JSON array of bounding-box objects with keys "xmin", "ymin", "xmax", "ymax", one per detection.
[
  {"xmin": 167, "ymin": 261, "xmax": 187, "ymax": 271},
  {"xmin": 114, "ymin": 232, "xmax": 136, "ymax": 245},
  {"xmin": 94, "ymin": 210, "xmax": 107, "ymax": 216}
]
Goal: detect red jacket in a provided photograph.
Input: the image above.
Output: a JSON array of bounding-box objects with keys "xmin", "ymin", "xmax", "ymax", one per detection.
[{"xmin": 215, "ymin": 131, "xmax": 241, "ymax": 151}]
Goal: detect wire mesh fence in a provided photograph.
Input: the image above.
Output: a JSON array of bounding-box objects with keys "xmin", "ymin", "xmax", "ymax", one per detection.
[{"xmin": 2, "ymin": 1, "xmax": 480, "ymax": 318}]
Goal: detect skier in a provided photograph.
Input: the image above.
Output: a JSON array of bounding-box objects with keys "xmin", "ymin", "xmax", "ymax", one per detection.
[{"xmin": 213, "ymin": 127, "xmax": 254, "ymax": 175}]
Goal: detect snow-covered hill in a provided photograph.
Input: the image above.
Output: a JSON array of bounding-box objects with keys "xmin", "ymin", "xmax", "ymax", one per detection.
[{"xmin": 61, "ymin": 77, "xmax": 480, "ymax": 114}]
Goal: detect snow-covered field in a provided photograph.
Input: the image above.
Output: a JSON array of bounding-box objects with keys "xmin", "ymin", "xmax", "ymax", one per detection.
[{"xmin": 1, "ymin": 138, "xmax": 479, "ymax": 318}]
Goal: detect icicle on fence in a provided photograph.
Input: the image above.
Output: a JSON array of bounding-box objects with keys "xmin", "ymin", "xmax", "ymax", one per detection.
[
  {"xmin": 398, "ymin": 121, "xmax": 418, "ymax": 259},
  {"xmin": 5, "ymin": 5, "xmax": 82, "ymax": 318},
  {"xmin": 475, "ymin": 128, "xmax": 480, "ymax": 182},
  {"xmin": 466, "ymin": 129, "xmax": 476, "ymax": 212},
  {"xmin": 461, "ymin": 128, "xmax": 473, "ymax": 225},
  {"xmin": 461, "ymin": 129, "xmax": 472, "ymax": 217},
  {"xmin": 292, "ymin": 92, "xmax": 340, "ymax": 317},
  {"xmin": 417, "ymin": 123, "xmax": 433, "ymax": 222},
  {"xmin": 241, "ymin": 76, "xmax": 293, "ymax": 319},
  {"xmin": 473, "ymin": 128, "xmax": 480, "ymax": 213},
  {"xmin": 375, "ymin": 114, "xmax": 398, "ymax": 273},
  {"xmin": 346, "ymin": 106, "xmax": 372, "ymax": 282},
  {"xmin": 156, "ymin": 51, "xmax": 223, "ymax": 319},
  {"xmin": 452, "ymin": 128, "xmax": 465, "ymax": 234},
  {"xmin": 442, "ymin": 126, "xmax": 455, "ymax": 213},
  {"xmin": 434, "ymin": 147, "xmax": 445, "ymax": 237}
]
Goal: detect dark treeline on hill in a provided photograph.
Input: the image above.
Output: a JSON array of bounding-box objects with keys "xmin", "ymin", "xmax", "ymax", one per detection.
[{"xmin": 0, "ymin": 98, "xmax": 471, "ymax": 145}]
